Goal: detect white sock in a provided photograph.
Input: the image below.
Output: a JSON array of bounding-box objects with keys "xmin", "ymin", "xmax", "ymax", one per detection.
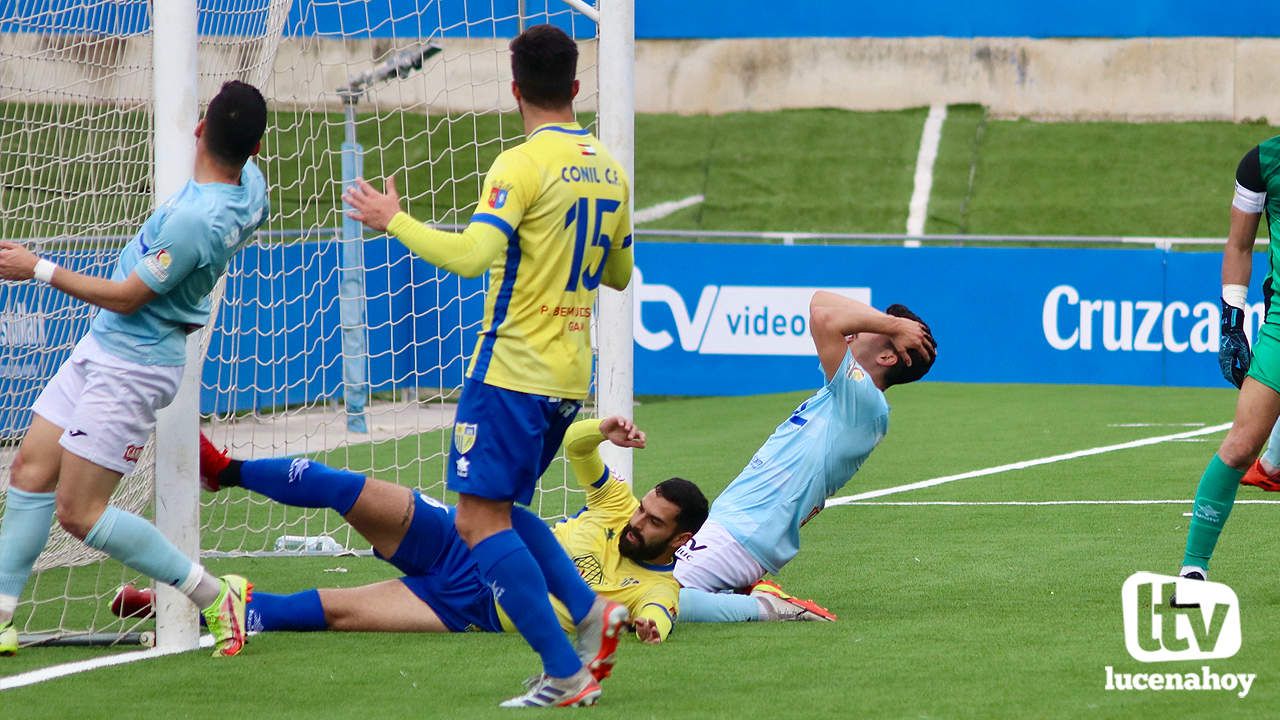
[
  {"xmin": 179, "ymin": 562, "xmax": 222, "ymax": 609},
  {"xmin": 0, "ymin": 594, "xmax": 17, "ymax": 624}
]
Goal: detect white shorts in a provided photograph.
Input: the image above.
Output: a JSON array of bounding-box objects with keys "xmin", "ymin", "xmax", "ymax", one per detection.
[
  {"xmin": 673, "ymin": 519, "xmax": 767, "ymax": 592},
  {"xmin": 31, "ymin": 334, "xmax": 183, "ymax": 475}
]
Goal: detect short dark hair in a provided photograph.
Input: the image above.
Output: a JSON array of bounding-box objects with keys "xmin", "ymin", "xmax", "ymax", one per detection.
[
  {"xmin": 883, "ymin": 304, "xmax": 936, "ymax": 387},
  {"xmin": 653, "ymin": 478, "xmax": 709, "ymax": 536},
  {"xmin": 509, "ymin": 24, "xmax": 578, "ymax": 109},
  {"xmin": 203, "ymin": 80, "xmax": 267, "ymax": 166}
]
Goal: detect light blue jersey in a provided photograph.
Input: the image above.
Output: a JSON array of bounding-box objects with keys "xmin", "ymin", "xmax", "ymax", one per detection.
[
  {"xmin": 91, "ymin": 162, "xmax": 268, "ymax": 365},
  {"xmin": 710, "ymin": 350, "xmax": 889, "ymax": 574}
]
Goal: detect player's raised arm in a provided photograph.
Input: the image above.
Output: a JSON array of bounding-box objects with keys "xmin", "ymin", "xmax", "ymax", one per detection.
[
  {"xmin": 0, "ymin": 242, "xmax": 157, "ymax": 314},
  {"xmin": 1220, "ymin": 146, "xmax": 1267, "ymax": 387},
  {"xmin": 563, "ymin": 416, "xmax": 645, "ymax": 491},
  {"xmin": 343, "ymin": 175, "xmax": 508, "ymax": 278},
  {"xmin": 809, "ymin": 291, "xmax": 934, "ymax": 381}
]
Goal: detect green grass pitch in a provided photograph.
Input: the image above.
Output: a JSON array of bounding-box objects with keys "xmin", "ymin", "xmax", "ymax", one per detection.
[{"xmin": 5, "ymin": 382, "xmax": 1279, "ymax": 718}]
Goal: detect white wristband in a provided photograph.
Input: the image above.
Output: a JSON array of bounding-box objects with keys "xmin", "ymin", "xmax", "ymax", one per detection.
[
  {"xmin": 1223, "ymin": 284, "xmax": 1248, "ymax": 309},
  {"xmin": 33, "ymin": 258, "xmax": 57, "ymax": 284}
]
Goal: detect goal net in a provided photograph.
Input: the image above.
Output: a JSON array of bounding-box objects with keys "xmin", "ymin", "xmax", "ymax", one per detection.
[{"xmin": 0, "ymin": 0, "xmax": 613, "ymax": 647}]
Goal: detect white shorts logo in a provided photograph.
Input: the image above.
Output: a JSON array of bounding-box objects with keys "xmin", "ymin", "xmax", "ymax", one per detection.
[{"xmin": 1121, "ymin": 571, "xmax": 1241, "ymax": 662}]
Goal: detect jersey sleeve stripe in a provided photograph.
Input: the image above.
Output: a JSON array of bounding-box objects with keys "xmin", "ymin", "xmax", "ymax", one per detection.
[
  {"xmin": 642, "ymin": 602, "xmax": 675, "ymax": 623},
  {"xmin": 472, "ymin": 212, "xmax": 516, "ymax": 238},
  {"xmin": 591, "ymin": 467, "xmax": 610, "ymax": 488},
  {"xmin": 620, "ymin": 234, "xmax": 633, "ymax": 249},
  {"xmin": 470, "ymin": 233, "xmax": 522, "ymax": 383}
]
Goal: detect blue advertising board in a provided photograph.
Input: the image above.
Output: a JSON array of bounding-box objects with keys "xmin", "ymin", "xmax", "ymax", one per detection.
[{"xmin": 631, "ymin": 243, "xmax": 1263, "ymax": 395}]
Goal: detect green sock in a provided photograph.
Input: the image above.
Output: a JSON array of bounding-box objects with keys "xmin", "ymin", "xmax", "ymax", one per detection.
[{"xmin": 1182, "ymin": 454, "xmax": 1245, "ymax": 571}]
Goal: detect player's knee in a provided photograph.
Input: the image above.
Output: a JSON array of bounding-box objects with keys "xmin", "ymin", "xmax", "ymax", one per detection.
[
  {"xmin": 10, "ymin": 448, "xmax": 57, "ymax": 493},
  {"xmin": 1219, "ymin": 434, "xmax": 1262, "ymax": 470},
  {"xmin": 54, "ymin": 505, "xmax": 96, "ymax": 540},
  {"xmin": 453, "ymin": 502, "xmax": 508, "ymax": 547}
]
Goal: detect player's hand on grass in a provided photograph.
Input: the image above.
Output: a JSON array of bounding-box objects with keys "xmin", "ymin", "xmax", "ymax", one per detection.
[
  {"xmin": 600, "ymin": 416, "xmax": 646, "ymax": 449},
  {"xmin": 0, "ymin": 242, "xmax": 38, "ymax": 281},
  {"xmin": 343, "ymin": 176, "xmax": 402, "ymax": 232},
  {"xmin": 633, "ymin": 617, "xmax": 661, "ymax": 644},
  {"xmin": 889, "ymin": 317, "xmax": 936, "ymax": 366},
  {"xmin": 1220, "ymin": 298, "xmax": 1252, "ymax": 388}
]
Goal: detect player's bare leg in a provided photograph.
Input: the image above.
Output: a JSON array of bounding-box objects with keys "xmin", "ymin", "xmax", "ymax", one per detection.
[
  {"xmin": 319, "ymin": 580, "xmax": 449, "ymax": 632},
  {"xmin": 342, "ymin": 479, "xmax": 417, "ymax": 559}
]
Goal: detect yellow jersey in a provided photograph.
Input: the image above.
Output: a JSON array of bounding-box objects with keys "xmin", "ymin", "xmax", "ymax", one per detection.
[
  {"xmin": 387, "ymin": 121, "xmax": 633, "ymax": 400},
  {"xmin": 496, "ymin": 419, "xmax": 680, "ymax": 641}
]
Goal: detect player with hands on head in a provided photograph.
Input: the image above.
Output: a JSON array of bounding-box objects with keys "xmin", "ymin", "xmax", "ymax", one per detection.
[{"xmin": 675, "ymin": 291, "xmax": 936, "ymax": 624}]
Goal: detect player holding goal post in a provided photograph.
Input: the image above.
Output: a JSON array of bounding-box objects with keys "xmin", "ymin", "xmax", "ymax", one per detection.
[
  {"xmin": 0, "ymin": 81, "xmax": 269, "ymax": 657},
  {"xmin": 343, "ymin": 25, "xmax": 634, "ymax": 708}
]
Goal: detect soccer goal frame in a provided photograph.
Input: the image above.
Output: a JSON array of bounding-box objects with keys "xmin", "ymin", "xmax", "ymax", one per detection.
[{"xmin": 149, "ymin": 0, "xmax": 636, "ymax": 651}]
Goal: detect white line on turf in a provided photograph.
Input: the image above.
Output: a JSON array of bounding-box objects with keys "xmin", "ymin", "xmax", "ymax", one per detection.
[
  {"xmin": 840, "ymin": 499, "xmax": 1280, "ymax": 507},
  {"xmin": 904, "ymin": 104, "xmax": 947, "ymax": 245},
  {"xmin": 635, "ymin": 194, "xmax": 705, "ymax": 224},
  {"xmin": 1108, "ymin": 422, "xmax": 1206, "ymax": 428},
  {"xmin": 0, "ymin": 634, "xmax": 214, "ymax": 691},
  {"xmin": 827, "ymin": 422, "xmax": 1232, "ymax": 507}
]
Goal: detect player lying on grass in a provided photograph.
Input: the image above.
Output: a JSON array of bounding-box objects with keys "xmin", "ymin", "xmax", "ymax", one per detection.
[
  {"xmin": 675, "ymin": 291, "xmax": 935, "ymax": 623},
  {"xmin": 0, "ymin": 81, "xmax": 268, "ymax": 658},
  {"xmin": 114, "ymin": 417, "xmax": 708, "ymax": 653}
]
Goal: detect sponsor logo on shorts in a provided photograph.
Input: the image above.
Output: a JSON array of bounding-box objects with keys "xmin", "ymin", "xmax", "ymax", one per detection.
[
  {"xmin": 453, "ymin": 422, "xmax": 478, "ymax": 455},
  {"xmin": 123, "ymin": 444, "xmax": 144, "ymax": 463},
  {"xmin": 455, "ymin": 456, "xmax": 470, "ymax": 478},
  {"xmin": 68, "ymin": 429, "xmax": 87, "ymax": 438}
]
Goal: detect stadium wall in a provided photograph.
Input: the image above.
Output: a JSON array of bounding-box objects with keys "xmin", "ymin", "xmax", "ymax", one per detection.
[
  {"xmin": 0, "ymin": 242, "xmax": 1257, "ymax": 436},
  {"xmin": 5, "ymin": 33, "xmax": 1279, "ymax": 121}
]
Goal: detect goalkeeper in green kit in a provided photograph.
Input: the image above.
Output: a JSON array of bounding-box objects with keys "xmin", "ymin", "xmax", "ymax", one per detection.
[{"xmin": 1180, "ymin": 137, "xmax": 1280, "ymax": 582}]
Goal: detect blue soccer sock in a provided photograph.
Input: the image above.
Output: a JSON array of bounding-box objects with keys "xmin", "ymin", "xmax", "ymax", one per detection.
[
  {"xmin": 237, "ymin": 458, "xmax": 364, "ymax": 515},
  {"xmin": 510, "ymin": 506, "xmax": 596, "ymax": 625},
  {"xmin": 472, "ymin": 530, "xmax": 582, "ymax": 678},
  {"xmin": 242, "ymin": 589, "xmax": 328, "ymax": 632},
  {"xmin": 677, "ymin": 588, "xmax": 763, "ymax": 623},
  {"xmin": 0, "ymin": 488, "xmax": 56, "ymax": 621},
  {"xmin": 84, "ymin": 506, "xmax": 201, "ymax": 591}
]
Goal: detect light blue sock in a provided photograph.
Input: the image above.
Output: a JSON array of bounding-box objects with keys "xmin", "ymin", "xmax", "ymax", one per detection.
[
  {"xmin": 678, "ymin": 588, "xmax": 763, "ymax": 623},
  {"xmin": 1263, "ymin": 420, "xmax": 1280, "ymax": 469},
  {"xmin": 0, "ymin": 488, "xmax": 56, "ymax": 602},
  {"xmin": 83, "ymin": 506, "xmax": 198, "ymax": 590}
]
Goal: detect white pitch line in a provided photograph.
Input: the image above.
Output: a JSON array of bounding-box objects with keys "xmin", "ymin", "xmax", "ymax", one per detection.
[
  {"xmin": 634, "ymin": 194, "xmax": 704, "ymax": 224},
  {"xmin": 827, "ymin": 422, "xmax": 1232, "ymax": 507},
  {"xmin": 1108, "ymin": 422, "xmax": 1206, "ymax": 428},
  {"xmin": 904, "ymin": 103, "xmax": 947, "ymax": 245},
  {"xmin": 0, "ymin": 634, "xmax": 214, "ymax": 691},
  {"xmin": 839, "ymin": 499, "xmax": 1280, "ymax": 507}
]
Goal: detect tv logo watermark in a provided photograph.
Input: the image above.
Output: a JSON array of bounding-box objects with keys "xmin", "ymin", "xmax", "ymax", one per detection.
[
  {"xmin": 1104, "ymin": 572, "xmax": 1255, "ymax": 699},
  {"xmin": 1121, "ymin": 572, "xmax": 1239, "ymax": 661}
]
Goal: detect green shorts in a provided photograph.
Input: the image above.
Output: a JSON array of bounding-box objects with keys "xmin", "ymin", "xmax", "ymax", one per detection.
[{"xmin": 1248, "ymin": 321, "xmax": 1280, "ymax": 394}]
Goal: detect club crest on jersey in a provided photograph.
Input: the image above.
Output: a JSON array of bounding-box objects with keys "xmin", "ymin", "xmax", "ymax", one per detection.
[
  {"xmin": 577, "ymin": 143, "xmax": 597, "ymax": 156},
  {"xmin": 487, "ymin": 185, "xmax": 509, "ymax": 209},
  {"xmin": 453, "ymin": 422, "xmax": 478, "ymax": 455}
]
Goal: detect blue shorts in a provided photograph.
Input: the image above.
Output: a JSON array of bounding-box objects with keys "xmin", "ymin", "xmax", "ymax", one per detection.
[
  {"xmin": 447, "ymin": 381, "xmax": 581, "ymax": 505},
  {"xmin": 381, "ymin": 493, "xmax": 502, "ymax": 633}
]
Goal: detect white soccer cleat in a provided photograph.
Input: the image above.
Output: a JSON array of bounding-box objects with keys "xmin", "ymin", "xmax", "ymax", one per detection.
[{"xmin": 499, "ymin": 669, "xmax": 601, "ymax": 708}]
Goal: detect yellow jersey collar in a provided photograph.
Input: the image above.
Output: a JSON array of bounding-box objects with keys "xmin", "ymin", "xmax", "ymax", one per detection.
[{"xmin": 529, "ymin": 122, "xmax": 590, "ymax": 138}]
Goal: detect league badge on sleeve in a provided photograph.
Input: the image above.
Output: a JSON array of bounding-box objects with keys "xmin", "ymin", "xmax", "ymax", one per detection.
[
  {"xmin": 487, "ymin": 186, "xmax": 509, "ymax": 209},
  {"xmin": 453, "ymin": 422, "xmax": 478, "ymax": 454},
  {"xmin": 847, "ymin": 362, "xmax": 865, "ymax": 382}
]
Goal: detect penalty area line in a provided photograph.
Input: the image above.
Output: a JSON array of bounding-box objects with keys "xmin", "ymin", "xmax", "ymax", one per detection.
[
  {"xmin": 0, "ymin": 634, "xmax": 214, "ymax": 691},
  {"xmin": 634, "ymin": 194, "xmax": 705, "ymax": 224},
  {"xmin": 828, "ymin": 422, "xmax": 1232, "ymax": 507}
]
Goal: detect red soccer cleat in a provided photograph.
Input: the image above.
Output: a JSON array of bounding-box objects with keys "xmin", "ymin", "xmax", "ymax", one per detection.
[
  {"xmin": 199, "ymin": 433, "xmax": 231, "ymax": 492},
  {"xmin": 110, "ymin": 584, "xmax": 156, "ymax": 619},
  {"xmin": 749, "ymin": 579, "xmax": 838, "ymax": 622},
  {"xmin": 1241, "ymin": 458, "xmax": 1280, "ymax": 492}
]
